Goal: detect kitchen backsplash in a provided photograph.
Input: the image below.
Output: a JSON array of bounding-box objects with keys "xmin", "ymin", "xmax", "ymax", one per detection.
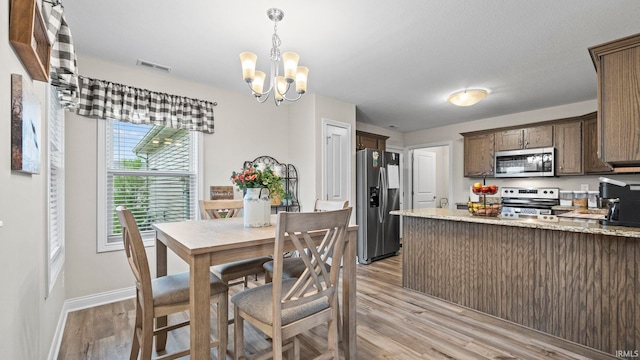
[{"xmin": 462, "ymin": 173, "xmax": 640, "ymax": 202}]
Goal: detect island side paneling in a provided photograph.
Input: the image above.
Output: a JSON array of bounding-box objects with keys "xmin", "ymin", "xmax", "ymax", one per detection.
[{"xmin": 401, "ymin": 216, "xmax": 638, "ymax": 355}]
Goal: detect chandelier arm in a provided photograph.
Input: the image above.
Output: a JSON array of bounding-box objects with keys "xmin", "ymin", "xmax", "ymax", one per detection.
[
  {"xmin": 256, "ymin": 94, "xmax": 271, "ymax": 104},
  {"xmin": 281, "ymin": 92, "xmax": 303, "ymax": 102},
  {"xmin": 245, "ymin": 81, "xmax": 274, "ymax": 99}
]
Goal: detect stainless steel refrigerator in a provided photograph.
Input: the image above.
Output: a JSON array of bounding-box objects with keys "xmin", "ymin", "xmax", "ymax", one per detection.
[{"xmin": 356, "ymin": 149, "xmax": 400, "ymax": 264}]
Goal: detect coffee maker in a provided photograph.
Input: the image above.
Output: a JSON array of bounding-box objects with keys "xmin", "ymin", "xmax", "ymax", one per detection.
[{"xmin": 599, "ymin": 177, "xmax": 640, "ymax": 227}]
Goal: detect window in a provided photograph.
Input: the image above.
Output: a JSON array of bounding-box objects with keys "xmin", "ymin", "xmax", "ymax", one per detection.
[
  {"xmin": 47, "ymin": 86, "xmax": 65, "ymax": 296},
  {"xmin": 97, "ymin": 119, "xmax": 200, "ymax": 252}
]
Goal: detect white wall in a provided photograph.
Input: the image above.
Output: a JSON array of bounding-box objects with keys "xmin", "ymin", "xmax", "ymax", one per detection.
[
  {"xmin": 0, "ymin": 0, "xmax": 66, "ymax": 356},
  {"xmin": 404, "ymin": 100, "xmax": 640, "ymax": 204}
]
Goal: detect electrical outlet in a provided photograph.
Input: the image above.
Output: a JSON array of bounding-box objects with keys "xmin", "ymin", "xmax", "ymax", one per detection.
[
  {"xmin": 581, "ymin": 184, "xmax": 589, "ymax": 191},
  {"xmin": 0, "ymin": 220, "xmax": 3, "ymax": 227}
]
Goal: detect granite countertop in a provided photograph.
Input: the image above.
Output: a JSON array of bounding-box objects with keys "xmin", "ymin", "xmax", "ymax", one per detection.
[{"xmin": 390, "ymin": 208, "xmax": 640, "ymax": 239}]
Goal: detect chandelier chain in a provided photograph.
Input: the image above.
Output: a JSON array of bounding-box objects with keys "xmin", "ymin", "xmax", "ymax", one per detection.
[{"xmin": 271, "ymin": 21, "xmax": 281, "ymax": 61}]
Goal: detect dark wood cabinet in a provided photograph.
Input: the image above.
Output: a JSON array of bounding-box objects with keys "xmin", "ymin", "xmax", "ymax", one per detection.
[
  {"xmin": 589, "ymin": 33, "xmax": 640, "ymax": 167},
  {"xmin": 583, "ymin": 115, "xmax": 613, "ymax": 173},
  {"xmin": 495, "ymin": 125, "xmax": 553, "ymax": 151},
  {"xmin": 461, "ymin": 113, "xmax": 622, "ymax": 177},
  {"xmin": 554, "ymin": 121, "xmax": 583, "ymax": 175},
  {"xmin": 356, "ymin": 131, "xmax": 389, "ymax": 151},
  {"xmin": 462, "ymin": 132, "xmax": 495, "ymax": 177}
]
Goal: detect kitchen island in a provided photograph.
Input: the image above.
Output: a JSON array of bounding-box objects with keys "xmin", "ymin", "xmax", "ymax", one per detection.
[{"xmin": 391, "ymin": 208, "xmax": 639, "ymax": 356}]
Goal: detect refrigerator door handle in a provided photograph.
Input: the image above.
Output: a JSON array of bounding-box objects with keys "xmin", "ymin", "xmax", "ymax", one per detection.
[
  {"xmin": 380, "ymin": 166, "xmax": 388, "ymax": 223},
  {"xmin": 377, "ymin": 167, "xmax": 384, "ymax": 223}
]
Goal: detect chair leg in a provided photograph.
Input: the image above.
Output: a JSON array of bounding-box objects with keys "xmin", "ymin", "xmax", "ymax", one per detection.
[
  {"xmin": 217, "ymin": 293, "xmax": 228, "ymax": 360},
  {"xmin": 129, "ymin": 304, "xmax": 142, "ymax": 360},
  {"xmin": 233, "ymin": 307, "xmax": 244, "ymax": 360},
  {"xmin": 155, "ymin": 315, "xmax": 168, "ymax": 351},
  {"xmin": 264, "ymin": 271, "xmax": 272, "ymax": 284},
  {"xmin": 286, "ymin": 336, "xmax": 299, "ymax": 360},
  {"xmin": 140, "ymin": 313, "xmax": 154, "ymax": 360},
  {"xmin": 327, "ymin": 306, "xmax": 339, "ymax": 360},
  {"xmin": 272, "ymin": 329, "xmax": 283, "ymax": 360}
]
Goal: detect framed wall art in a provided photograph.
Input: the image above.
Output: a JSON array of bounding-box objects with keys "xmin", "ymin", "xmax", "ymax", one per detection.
[{"xmin": 11, "ymin": 73, "xmax": 41, "ymax": 174}]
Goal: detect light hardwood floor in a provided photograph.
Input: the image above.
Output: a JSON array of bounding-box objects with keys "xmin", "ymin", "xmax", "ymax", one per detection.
[{"xmin": 57, "ymin": 252, "xmax": 617, "ymax": 359}]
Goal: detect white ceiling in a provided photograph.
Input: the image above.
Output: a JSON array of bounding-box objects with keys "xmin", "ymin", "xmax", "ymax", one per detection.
[{"xmin": 62, "ymin": 0, "xmax": 640, "ymax": 132}]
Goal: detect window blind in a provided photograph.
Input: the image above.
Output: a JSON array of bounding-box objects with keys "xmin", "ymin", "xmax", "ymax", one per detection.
[
  {"xmin": 105, "ymin": 120, "xmax": 197, "ymax": 244},
  {"xmin": 47, "ymin": 85, "xmax": 65, "ymax": 295}
]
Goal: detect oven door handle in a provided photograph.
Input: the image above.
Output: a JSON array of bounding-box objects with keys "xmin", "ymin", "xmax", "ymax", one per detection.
[{"xmin": 501, "ymin": 199, "xmax": 558, "ymax": 205}]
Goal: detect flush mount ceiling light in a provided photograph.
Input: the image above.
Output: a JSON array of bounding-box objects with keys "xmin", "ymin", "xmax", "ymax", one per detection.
[
  {"xmin": 447, "ymin": 89, "xmax": 489, "ymax": 106},
  {"xmin": 239, "ymin": 8, "xmax": 309, "ymax": 106}
]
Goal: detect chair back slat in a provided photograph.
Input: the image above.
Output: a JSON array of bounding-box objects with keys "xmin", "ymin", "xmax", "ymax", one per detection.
[
  {"xmin": 273, "ymin": 208, "xmax": 351, "ymax": 313},
  {"xmin": 116, "ymin": 206, "xmax": 153, "ymax": 303},
  {"xmin": 314, "ymin": 199, "xmax": 349, "ymax": 212},
  {"xmin": 200, "ymin": 199, "xmax": 244, "ymax": 219}
]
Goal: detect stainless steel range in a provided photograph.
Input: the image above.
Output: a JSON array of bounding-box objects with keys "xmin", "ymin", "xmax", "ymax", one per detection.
[{"xmin": 501, "ymin": 187, "xmax": 559, "ymax": 219}]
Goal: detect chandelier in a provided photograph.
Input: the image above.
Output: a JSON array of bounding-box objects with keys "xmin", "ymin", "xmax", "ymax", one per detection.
[{"xmin": 239, "ymin": 8, "xmax": 309, "ymax": 106}]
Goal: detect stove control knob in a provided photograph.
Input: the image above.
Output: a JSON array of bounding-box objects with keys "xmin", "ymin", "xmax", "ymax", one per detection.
[{"xmin": 543, "ymin": 190, "xmax": 548, "ymax": 194}]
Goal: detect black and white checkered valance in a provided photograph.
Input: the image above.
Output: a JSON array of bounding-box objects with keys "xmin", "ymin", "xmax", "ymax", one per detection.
[
  {"xmin": 43, "ymin": 1, "xmax": 78, "ymax": 109},
  {"xmin": 76, "ymin": 76, "xmax": 216, "ymax": 133}
]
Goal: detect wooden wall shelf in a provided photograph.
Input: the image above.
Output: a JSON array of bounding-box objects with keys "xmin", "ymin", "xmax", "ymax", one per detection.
[{"xmin": 10, "ymin": 0, "xmax": 51, "ymax": 82}]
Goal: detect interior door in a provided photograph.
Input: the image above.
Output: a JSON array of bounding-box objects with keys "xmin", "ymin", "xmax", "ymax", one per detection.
[
  {"xmin": 324, "ymin": 123, "xmax": 350, "ymax": 202},
  {"xmin": 412, "ymin": 149, "xmax": 436, "ymax": 208}
]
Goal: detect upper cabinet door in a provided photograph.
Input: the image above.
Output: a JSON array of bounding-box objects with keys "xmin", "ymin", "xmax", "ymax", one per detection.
[
  {"xmin": 524, "ymin": 125, "xmax": 553, "ymax": 149},
  {"xmin": 583, "ymin": 116, "xmax": 613, "ymax": 173},
  {"xmin": 356, "ymin": 131, "xmax": 389, "ymax": 151},
  {"xmin": 495, "ymin": 125, "xmax": 553, "ymax": 151},
  {"xmin": 495, "ymin": 129, "xmax": 523, "ymax": 151},
  {"xmin": 463, "ymin": 133, "xmax": 495, "ymax": 177},
  {"xmin": 554, "ymin": 121, "xmax": 583, "ymax": 175},
  {"xmin": 589, "ymin": 33, "xmax": 640, "ymax": 166}
]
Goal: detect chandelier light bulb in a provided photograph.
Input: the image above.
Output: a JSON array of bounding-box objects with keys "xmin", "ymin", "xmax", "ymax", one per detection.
[
  {"xmin": 239, "ymin": 52, "xmax": 257, "ymax": 82},
  {"xmin": 282, "ymin": 52, "xmax": 299, "ymax": 82},
  {"xmin": 275, "ymin": 76, "xmax": 287, "ymax": 101},
  {"xmin": 252, "ymin": 71, "xmax": 266, "ymax": 95},
  {"xmin": 295, "ymin": 66, "xmax": 309, "ymax": 94}
]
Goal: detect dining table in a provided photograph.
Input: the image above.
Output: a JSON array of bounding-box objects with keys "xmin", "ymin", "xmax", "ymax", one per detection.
[{"xmin": 153, "ymin": 214, "xmax": 358, "ymax": 359}]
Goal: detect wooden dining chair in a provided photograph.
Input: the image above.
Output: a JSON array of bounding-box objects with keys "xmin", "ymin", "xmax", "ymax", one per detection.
[
  {"xmin": 200, "ymin": 200, "xmax": 272, "ymax": 288},
  {"xmin": 232, "ymin": 208, "xmax": 352, "ymax": 360},
  {"xmin": 263, "ymin": 199, "xmax": 349, "ymax": 281},
  {"xmin": 116, "ymin": 205, "xmax": 228, "ymax": 360}
]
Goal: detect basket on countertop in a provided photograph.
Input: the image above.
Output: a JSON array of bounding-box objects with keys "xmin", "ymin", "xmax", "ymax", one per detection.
[{"xmin": 468, "ymin": 202, "xmax": 502, "ymax": 217}]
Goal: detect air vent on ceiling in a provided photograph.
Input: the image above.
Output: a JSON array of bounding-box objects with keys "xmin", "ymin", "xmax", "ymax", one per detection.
[{"xmin": 136, "ymin": 59, "xmax": 172, "ymax": 72}]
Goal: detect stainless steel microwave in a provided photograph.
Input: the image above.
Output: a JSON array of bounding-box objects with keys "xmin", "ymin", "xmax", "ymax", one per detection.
[{"xmin": 494, "ymin": 147, "xmax": 555, "ymax": 178}]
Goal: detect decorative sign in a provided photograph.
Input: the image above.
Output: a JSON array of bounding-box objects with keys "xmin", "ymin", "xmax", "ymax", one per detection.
[
  {"xmin": 210, "ymin": 186, "xmax": 234, "ymax": 200},
  {"xmin": 11, "ymin": 73, "xmax": 41, "ymax": 174}
]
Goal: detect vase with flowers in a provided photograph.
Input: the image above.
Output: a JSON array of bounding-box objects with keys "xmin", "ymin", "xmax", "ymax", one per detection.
[{"xmin": 231, "ymin": 164, "xmax": 284, "ymax": 227}]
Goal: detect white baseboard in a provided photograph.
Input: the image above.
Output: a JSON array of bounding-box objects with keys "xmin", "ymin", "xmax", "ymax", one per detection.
[
  {"xmin": 47, "ymin": 286, "xmax": 135, "ymax": 360},
  {"xmin": 65, "ymin": 286, "xmax": 136, "ymax": 312}
]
